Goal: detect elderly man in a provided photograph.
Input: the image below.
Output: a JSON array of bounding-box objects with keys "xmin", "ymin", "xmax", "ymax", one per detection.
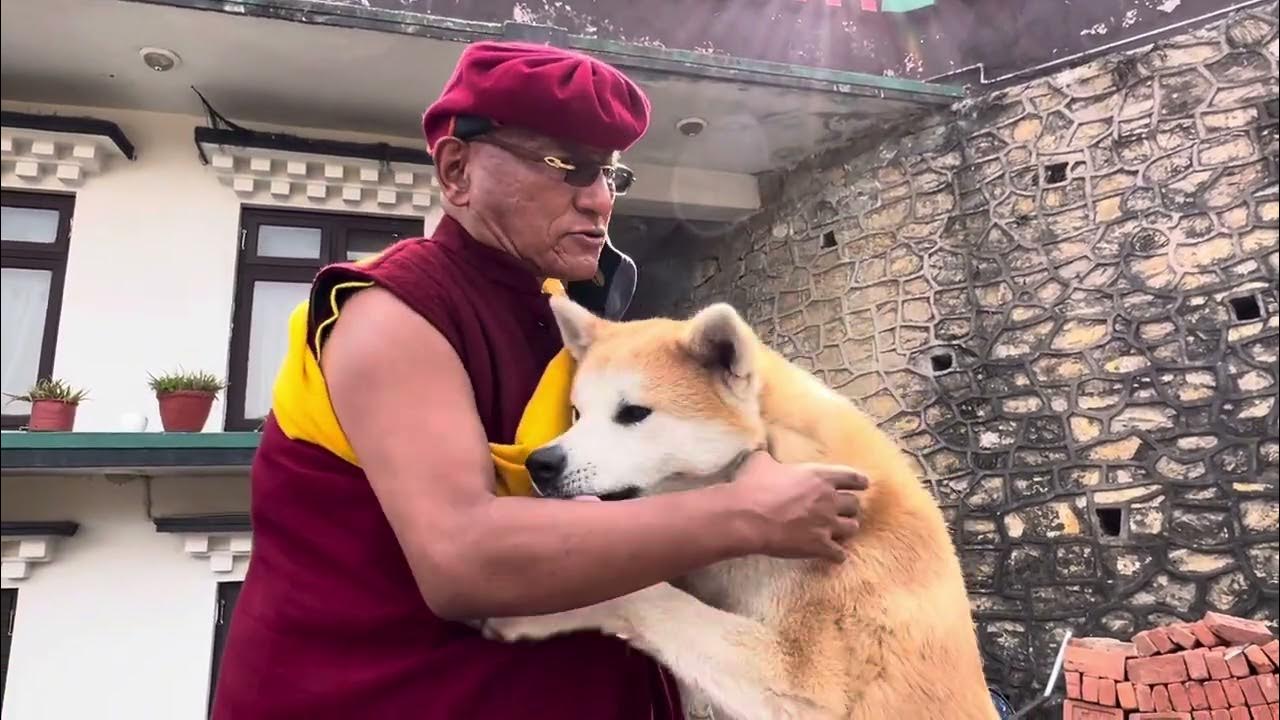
[{"xmin": 211, "ymin": 41, "xmax": 865, "ymax": 719}]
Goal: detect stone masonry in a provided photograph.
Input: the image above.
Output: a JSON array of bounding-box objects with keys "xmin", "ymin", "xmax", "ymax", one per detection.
[{"xmin": 675, "ymin": 4, "xmax": 1280, "ymax": 706}]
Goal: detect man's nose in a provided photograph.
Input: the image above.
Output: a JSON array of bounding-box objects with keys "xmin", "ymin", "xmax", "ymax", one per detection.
[
  {"xmin": 525, "ymin": 445, "xmax": 568, "ymax": 488},
  {"xmin": 572, "ymin": 172, "xmax": 616, "ymax": 217}
]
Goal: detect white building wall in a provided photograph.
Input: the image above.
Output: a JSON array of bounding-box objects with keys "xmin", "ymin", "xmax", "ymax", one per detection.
[
  {"xmin": 1, "ymin": 474, "xmax": 250, "ymax": 720},
  {"xmin": 1, "ymin": 100, "xmax": 437, "ymax": 432}
]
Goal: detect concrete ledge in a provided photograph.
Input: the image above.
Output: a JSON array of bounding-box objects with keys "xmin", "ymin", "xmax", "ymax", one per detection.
[{"xmin": 0, "ymin": 432, "xmax": 260, "ymax": 475}]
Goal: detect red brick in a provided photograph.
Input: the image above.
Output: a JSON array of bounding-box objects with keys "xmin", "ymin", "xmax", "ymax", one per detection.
[
  {"xmin": 1168, "ymin": 625, "xmax": 1200, "ymax": 650},
  {"xmin": 1135, "ymin": 631, "xmax": 1163, "ymax": 657},
  {"xmin": 1084, "ymin": 674, "xmax": 1101, "ymax": 703},
  {"xmin": 1250, "ymin": 706, "xmax": 1269, "ymax": 720},
  {"xmin": 1119, "ymin": 681, "xmax": 1140, "ymax": 709},
  {"xmin": 1242, "ymin": 677, "xmax": 1268, "ymax": 706},
  {"xmin": 1244, "ymin": 645, "xmax": 1276, "ymax": 674},
  {"xmin": 1225, "ymin": 679, "xmax": 1248, "ymax": 707},
  {"xmin": 1190, "ymin": 682, "xmax": 1211, "ymax": 710},
  {"xmin": 1139, "ymin": 684, "xmax": 1156, "ymax": 711},
  {"xmin": 1068, "ymin": 670, "xmax": 1083, "ymax": 699},
  {"xmin": 1149, "ymin": 629, "xmax": 1180, "ymax": 654},
  {"xmin": 1132, "ymin": 654, "xmax": 1194, "ymax": 684},
  {"xmin": 1207, "ymin": 681, "xmax": 1230, "ymax": 709},
  {"xmin": 1191, "ymin": 622, "xmax": 1224, "ymax": 648},
  {"xmin": 1262, "ymin": 640, "xmax": 1279, "ymax": 665},
  {"xmin": 1099, "ymin": 677, "xmax": 1117, "ymax": 706},
  {"xmin": 1155, "ymin": 686, "xmax": 1176, "ymax": 711},
  {"xmin": 1225, "ymin": 647, "xmax": 1252, "ymax": 678},
  {"xmin": 1067, "ymin": 638, "xmax": 1138, "ymax": 681},
  {"xmin": 1207, "ymin": 650, "xmax": 1233, "ymax": 680},
  {"xmin": 1062, "ymin": 699, "xmax": 1124, "ymax": 719},
  {"xmin": 1259, "ymin": 674, "xmax": 1279, "ymax": 703},
  {"xmin": 1211, "ymin": 710, "xmax": 1230, "ymax": 720},
  {"xmin": 1186, "ymin": 648, "xmax": 1212, "ymax": 680},
  {"xmin": 1204, "ymin": 613, "xmax": 1276, "ymax": 647},
  {"xmin": 1270, "ymin": 703, "xmax": 1278, "ymax": 720},
  {"xmin": 1173, "ymin": 683, "xmax": 1196, "ymax": 711},
  {"xmin": 1194, "ymin": 712, "xmax": 1212, "ymax": 720},
  {"xmin": 1129, "ymin": 713, "xmax": 1192, "ymax": 719},
  {"xmin": 1231, "ymin": 708, "xmax": 1250, "ymax": 720}
]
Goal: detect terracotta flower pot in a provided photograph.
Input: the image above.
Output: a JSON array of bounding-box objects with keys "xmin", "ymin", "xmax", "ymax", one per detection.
[
  {"xmin": 28, "ymin": 399, "xmax": 78, "ymax": 432},
  {"xmin": 157, "ymin": 390, "xmax": 215, "ymax": 432}
]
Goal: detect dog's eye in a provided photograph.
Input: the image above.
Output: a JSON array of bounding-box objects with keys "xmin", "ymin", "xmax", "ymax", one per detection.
[{"xmin": 614, "ymin": 404, "xmax": 652, "ymax": 425}]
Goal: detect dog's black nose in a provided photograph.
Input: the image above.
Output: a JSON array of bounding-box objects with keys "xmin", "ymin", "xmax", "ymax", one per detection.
[{"xmin": 525, "ymin": 445, "xmax": 567, "ymax": 488}]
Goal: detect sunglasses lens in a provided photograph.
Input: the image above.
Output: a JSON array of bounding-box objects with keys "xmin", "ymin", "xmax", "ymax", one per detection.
[
  {"xmin": 606, "ymin": 167, "xmax": 634, "ymax": 195},
  {"xmin": 564, "ymin": 166, "xmax": 599, "ymax": 187}
]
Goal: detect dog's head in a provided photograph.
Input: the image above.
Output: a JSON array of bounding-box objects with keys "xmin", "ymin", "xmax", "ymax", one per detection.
[{"xmin": 525, "ymin": 295, "xmax": 768, "ymax": 500}]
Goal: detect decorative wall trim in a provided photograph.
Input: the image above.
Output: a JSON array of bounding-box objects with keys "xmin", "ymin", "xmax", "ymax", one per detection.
[
  {"xmin": 0, "ymin": 111, "xmax": 135, "ymax": 190},
  {"xmin": 0, "ymin": 522, "xmax": 78, "ymax": 582},
  {"xmin": 195, "ymin": 126, "xmax": 438, "ymax": 216},
  {"xmin": 179, "ymin": 532, "xmax": 253, "ymax": 576},
  {"xmin": 154, "ymin": 513, "xmax": 253, "ymax": 576},
  {"xmin": 153, "ymin": 514, "xmax": 250, "ymax": 534}
]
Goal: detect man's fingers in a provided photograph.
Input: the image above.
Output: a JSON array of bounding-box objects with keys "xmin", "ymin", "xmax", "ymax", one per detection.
[
  {"xmin": 807, "ymin": 464, "xmax": 870, "ymax": 490},
  {"xmin": 832, "ymin": 518, "xmax": 860, "ymax": 541},
  {"xmin": 821, "ymin": 540, "xmax": 847, "ymax": 563},
  {"xmin": 835, "ymin": 491, "xmax": 861, "ymax": 518}
]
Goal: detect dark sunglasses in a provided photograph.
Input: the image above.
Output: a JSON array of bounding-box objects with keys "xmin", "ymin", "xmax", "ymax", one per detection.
[{"xmin": 469, "ymin": 135, "xmax": 636, "ymax": 196}]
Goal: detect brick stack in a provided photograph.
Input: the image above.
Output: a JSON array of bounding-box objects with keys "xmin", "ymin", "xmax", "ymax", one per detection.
[{"xmin": 1062, "ymin": 611, "xmax": 1279, "ymax": 720}]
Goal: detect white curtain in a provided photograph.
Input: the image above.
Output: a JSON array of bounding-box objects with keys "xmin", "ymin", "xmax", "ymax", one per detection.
[
  {"xmin": 1, "ymin": 268, "xmax": 53, "ymax": 415},
  {"xmin": 1, "ymin": 206, "xmax": 59, "ymax": 244},
  {"xmin": 244, "ymin": 280, "xmax": 311, "ymax": 420},
  {"xmin": 258, "ymin": 225, "xmax": 321, "ymax": 260}
]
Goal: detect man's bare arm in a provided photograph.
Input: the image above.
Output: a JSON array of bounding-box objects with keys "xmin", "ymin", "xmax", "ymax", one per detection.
[{"xmin": 322, "ymin": 287, "xmax": 862, "ymax": 621}]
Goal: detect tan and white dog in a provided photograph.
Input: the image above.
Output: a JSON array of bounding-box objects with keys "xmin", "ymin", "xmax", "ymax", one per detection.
[{"xmin": 483, "ymin": 296, "xmax": 998, "ymax": 720}]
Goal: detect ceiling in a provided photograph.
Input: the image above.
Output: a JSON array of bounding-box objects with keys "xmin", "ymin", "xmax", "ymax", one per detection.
[{"xmin": 0, "ymin": 0, "xmax": 943, "ymax": 175}]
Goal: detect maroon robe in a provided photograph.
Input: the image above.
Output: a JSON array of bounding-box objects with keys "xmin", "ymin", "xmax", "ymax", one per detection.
[{"xmin": 210, "ymin": 214, "xmax": 682, "ymax": 719}]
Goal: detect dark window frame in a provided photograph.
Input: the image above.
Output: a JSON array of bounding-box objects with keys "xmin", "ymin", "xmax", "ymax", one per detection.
[
  {"xmin": 1, "ymin": 587, "xmax": 16, "ymax": 711},
  {"xmin": 225, "ymin": 206, "xmax": 422, "ymax": 431},
  {"xmin": 207, "ymin": 580, "xmax": 241, "ymax": 717},
  {"xmin": 1, "ymin": 190, "xmax": 75, "ymax": 430}
]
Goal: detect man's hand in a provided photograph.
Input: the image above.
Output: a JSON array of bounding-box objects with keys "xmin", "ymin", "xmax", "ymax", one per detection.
[{"xmin": 728, "ymin": 451, "xmax": 867, "ymax": 563}]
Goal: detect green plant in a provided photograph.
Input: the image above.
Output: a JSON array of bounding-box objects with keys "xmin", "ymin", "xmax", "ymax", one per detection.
[
  {"xmin": 147, "ymin": 369, "xmax": 227, "ymax": 395},
  {"xmin": 4, "ymin": 377, "xmax": 89, "ymax": 405}
]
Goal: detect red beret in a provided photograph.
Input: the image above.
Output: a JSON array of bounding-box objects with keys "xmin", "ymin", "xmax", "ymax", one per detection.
[{"xmin": 422, "ymin": 41, "xmax": 651, "ymax": 155}]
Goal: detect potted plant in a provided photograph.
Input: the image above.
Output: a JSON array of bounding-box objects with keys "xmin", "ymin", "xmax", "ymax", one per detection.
[
  {"xmin": 148, "ymin": 369, "xmax": 226, "ymax": 433},
  {"xmin": 4, "ymin": 378, "xmax": 88, "ymax": 432}
]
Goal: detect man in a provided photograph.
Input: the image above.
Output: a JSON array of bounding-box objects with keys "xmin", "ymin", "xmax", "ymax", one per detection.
[{"xmin": 211, "ymin": 41, "xmax": 865, "ymax": 719}]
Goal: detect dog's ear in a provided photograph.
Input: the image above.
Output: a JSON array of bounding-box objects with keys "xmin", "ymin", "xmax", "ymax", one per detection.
[
  {"xmin": 549, "ymin": 294, "xmax": 602, "ymax": 360},
  {"xmin": 684, "ymin": 303, "xmax": 758, "ymax": 398}
]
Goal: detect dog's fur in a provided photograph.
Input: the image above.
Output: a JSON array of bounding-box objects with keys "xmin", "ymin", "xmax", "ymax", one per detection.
[{"xmin": 482, "ymin": 296, "xmax": 997, "ymax": 720}]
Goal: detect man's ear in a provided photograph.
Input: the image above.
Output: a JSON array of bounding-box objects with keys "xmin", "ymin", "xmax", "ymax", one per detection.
[
  {"xmin": 683, "ymin": 303, "xmax": 758, "ymax": 398},
  {"xmin": 432, "ymin": 137, "xmax": 471, "ymax": 207},
  {"xmin": 549, "ymin": 294, "xmax": 603, "ymax": 360}
]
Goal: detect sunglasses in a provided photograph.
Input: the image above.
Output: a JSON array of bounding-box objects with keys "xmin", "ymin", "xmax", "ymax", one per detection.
[{"xmin": 469, "ymin": 135, "xmax": 636, "ymax": 196}]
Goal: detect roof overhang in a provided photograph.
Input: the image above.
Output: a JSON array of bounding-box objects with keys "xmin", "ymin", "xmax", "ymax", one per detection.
[{"xmin": 1, "ymin": 0, "xmax": 963, "ymax": 222}]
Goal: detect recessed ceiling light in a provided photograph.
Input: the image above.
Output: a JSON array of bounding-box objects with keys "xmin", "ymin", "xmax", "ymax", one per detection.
[
  {"xmin": 676, "ymin": 117, "xmax": 708, "ymax": 137},
  {"xmin": 139, "ymin": 47, "xmax": 181, "ymax": 72}
]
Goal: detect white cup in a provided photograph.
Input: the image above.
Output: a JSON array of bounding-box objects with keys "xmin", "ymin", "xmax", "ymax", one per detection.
[{"xmin": 118, "ymin": 413, "xmax": 148, "ymax": 432}]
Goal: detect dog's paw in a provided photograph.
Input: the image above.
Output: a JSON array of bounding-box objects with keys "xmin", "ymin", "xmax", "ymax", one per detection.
[{"xmin": 480, "ymin": 614, "xmax": 582, "ymax": 643}]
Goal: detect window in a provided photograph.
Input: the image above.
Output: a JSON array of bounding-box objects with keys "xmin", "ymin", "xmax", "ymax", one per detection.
[
  {"xmin": 225, "ymin": 208, "xmax": 422, "ymax": 430},
  {"xmin": 207, "ymin": 581, "xmax": 241, "ymax": 717},
  {"xmin": 1, "ymin": 190, "xmax": 74, "ymax": 429},
  {"xmin": 1, "ymin": 588, "xmax": 16, "ymax": 710}
]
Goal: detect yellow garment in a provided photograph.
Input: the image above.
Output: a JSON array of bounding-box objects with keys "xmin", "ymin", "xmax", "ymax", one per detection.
[{"xmin": 270, "ymin": 274, "xmax": 574, "ymax": 497}]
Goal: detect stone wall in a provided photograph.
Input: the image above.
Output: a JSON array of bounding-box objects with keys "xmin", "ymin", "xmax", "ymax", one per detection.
[{"xmin": 678, "ymin": 4, "xmax": 1280, "ymax": 705}]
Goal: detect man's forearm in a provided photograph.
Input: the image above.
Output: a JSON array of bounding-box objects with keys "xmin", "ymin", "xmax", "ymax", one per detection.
[{"xmin": 418, "ymin": 483, "xmax": 756, "ymax": 620}]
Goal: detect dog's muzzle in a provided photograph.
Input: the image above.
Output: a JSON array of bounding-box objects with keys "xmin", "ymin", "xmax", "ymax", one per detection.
[{"xmin": 525, "ymin": 445, "xmax": 567, "ymax": 492}]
